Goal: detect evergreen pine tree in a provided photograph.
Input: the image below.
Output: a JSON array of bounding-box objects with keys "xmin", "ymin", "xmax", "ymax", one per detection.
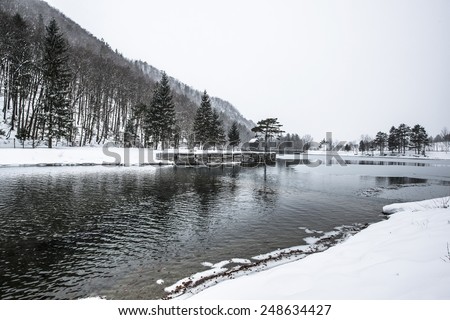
[
  {"xmin": 251, "ymin": 118, "xmax": 284, "ymax": 153},
  {"xmin": 359, "ymin": 140, "xmax": 366, "ymax": 153},
  {"xmin": 193, "ymin": 90, "xmax": 214, "ymax": 147},
  {"xmin": 228, "ymin": 121, "xmax": 241, "ymax": 150},
  {"xmin": 192, "ymin": 90, "xmax": 226, "ymax": 148},
  {"xmin": 211, "ymin": 109, "xmax": 225, "ymax": 145},
  {"xmin": 158, "ymin": 72, "xmax": 176, "ymax": 149},
  {"xmin": 145, "ymin": 83, "xmax": 162, "ymax": 148},
  {"xmin": 124, "ymin": 119, "xmax": 135, "ymax": 147},
  {"xmin": 388, "ymin": 126, "xmax": 399, "ymax": 152},
  {"xmin": 42, "ymin": 18, "xmax": 72, "ymax": 148},
  {"xmin": 397, "ymin": 123, "xmax": 411, "ymax": 154},
  {"xmin": 373, "ymin": 131, "xmax": 388, "ymax": 155},
  {"xmin": 410, "ymin": 124, "xmax": 428, "ymax": 155},
  {"xmin": 144, "ymin": 72, "xmax": 176, "ymax": 150}
]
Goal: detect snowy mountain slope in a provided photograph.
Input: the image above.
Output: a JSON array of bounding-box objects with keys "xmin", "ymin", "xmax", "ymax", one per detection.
[
  {"xmin": 0, "ymin": 0, "xmax": 255, "ymax": 141},
  {"xmin": 138, "ymin": 61, "xmax": 255, "ymax": 132}
]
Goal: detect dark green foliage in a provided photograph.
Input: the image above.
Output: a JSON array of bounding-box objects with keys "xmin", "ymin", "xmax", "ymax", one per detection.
[
  {"xmin": 359, "ymin": 140, "xmax": 366, "ymax": 152},
  {"xmin": 144, "ymin": 72, "xmax": 176, "ymax": 149},
  {"xmin": 344, "ymin": 144, "xmax": 352, "ymax": 152},
  {"xmin": 42, "ymin": 18, "xmax": 72, "ymax": 148},
  {"xmin": 396, "ymin": 123, "xmax": 410, "ymax": 154},
  {"xmin": 373, "ymin": 131, "xmax": 388, "ymax": 155},
  {"xmin": 124, "ymin": 119, "xmax": 135, "ymax": 147},
  {"xmin": 193, "ymin": 90, "xmax": 225, "ymax": 148},
  {"xmin": 227, "ymin": 121, "xmax": 241, "ymax": 148},
  {"xmin": 211, "ymin": 109, "xmax": 225, "ymax": 144},
  {"xmin": 388, "ymin": 126, "xmax": 399, "ymax": 152},
  {"xmin": 193, "ymin": 91, "xmax": 213, "ymax": 145},
  {"xmin": 251, "ymin": 118, "xmax": 284, "ymax": 152},
  {"xmin": 251, "ymin": 118, "xmax": 284, "ymax": 138},
  {"xmin": 157, "ymin": 72, "xmax": 176, "ymax": 148},
  {"xmin": 279, "ymin": 133, "xmax": 305, "ymax": 150},
  {"xmin": 15, "ymin": 127, "xmax": 27, "ymax": 148},
  {"xmin": 410, "ymin": 124, "xmax": 428, "ymax": 155},
  {"xmin": 370, "ymin": 123, "xmax": 431, "ymax": 154}
]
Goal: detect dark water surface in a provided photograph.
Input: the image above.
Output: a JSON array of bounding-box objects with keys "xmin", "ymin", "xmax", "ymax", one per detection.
[{"xmin": 0, "ymin": 160, "xmax": 449, "ymax": 299}]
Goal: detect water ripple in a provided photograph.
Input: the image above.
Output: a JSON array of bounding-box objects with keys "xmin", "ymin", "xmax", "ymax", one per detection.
[{"xmin": 1, "ymin": 164, "xmax": 449, "ymax": 299}]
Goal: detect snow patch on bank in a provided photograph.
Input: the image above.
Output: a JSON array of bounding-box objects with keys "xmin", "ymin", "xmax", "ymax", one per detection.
[
  {"xmin": 165, "ymin": 224, "xmax": 368, "ymax": 299},
  {"xmin": 184, "ymin": 197, "xmax": 450, "ymax": 300},
  {"xmin": 383, "ymin": 196, "xmax": 450, "ymax": 214},
  {"xmin": 0, "ymin": 146, "xmax": 173, "ymax": 167}
]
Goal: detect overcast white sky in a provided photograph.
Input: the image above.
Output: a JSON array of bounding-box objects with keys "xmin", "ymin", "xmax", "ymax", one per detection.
[{"xmin": 45, "ymin": 0, "xmax": 450, "ymax": 141}]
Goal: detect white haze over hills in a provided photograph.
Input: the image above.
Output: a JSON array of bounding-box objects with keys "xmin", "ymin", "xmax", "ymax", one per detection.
[
  {"xmin": 44, "ymin": 0, "xmax": 450, "ymax": 142},
  {"xmin": 138, "ymin": 61, "xmax": 256, "ymax": 131},
  {"xmin": 1, "ymin": 0, "xmax": 256, "ymax": 140}
]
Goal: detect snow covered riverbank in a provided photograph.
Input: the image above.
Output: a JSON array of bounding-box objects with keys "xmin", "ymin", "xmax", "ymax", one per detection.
[
  {"xmin": 0, "ymin": 146, "xmax": 166, "ymax": 166},
  {"xmin": 182, "ymin": 197, "xmax": 450, "ymax": 300},
  {"xmin": 1, "ymin": 146, "xmax": 450, "ymax": 167}
]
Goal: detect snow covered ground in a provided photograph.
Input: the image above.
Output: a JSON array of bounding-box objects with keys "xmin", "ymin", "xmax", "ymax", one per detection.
[
  {"xmin": 1, "ymin": 145, "xmax": 450, "ymax": 167},
  {"xmin": 181, "ymin": 197, "xmax": 450, "ymax": 300},
  {"xmin": 278, "ymin": 150, "xmax": 450, "ymax": 160},
  {"xmin": 0, "ymin": 146, "xmax": 166, "ymax": 166}
]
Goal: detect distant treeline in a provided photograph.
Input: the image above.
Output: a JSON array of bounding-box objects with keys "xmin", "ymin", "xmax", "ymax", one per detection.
[{"xmin": 359, "ymin": 124, "xmax": 450, "ymax": 155}]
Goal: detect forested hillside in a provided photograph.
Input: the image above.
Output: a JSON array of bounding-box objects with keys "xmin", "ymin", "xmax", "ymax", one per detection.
[{"xmin": 0, "ymin": 0, "xmax": 254, "ymax": 148}]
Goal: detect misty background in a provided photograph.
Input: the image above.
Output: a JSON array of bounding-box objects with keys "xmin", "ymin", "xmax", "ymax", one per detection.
[{"xmin": 44, "ymin": 0, "xmax": 450, "ymax": 141}]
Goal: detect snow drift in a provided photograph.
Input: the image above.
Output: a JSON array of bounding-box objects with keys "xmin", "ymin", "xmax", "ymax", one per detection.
[
  {"xmin": 383, "ymin": 196, "xmax": 450, "ymax": 214},
  {"xmin": 185, "ymin": 196, "xmax": 450, "ymax": 300}
]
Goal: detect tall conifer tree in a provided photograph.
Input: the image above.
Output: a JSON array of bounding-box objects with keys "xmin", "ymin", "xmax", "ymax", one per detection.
[
  {"xmin": 228, "ymin": 121, "xmax": 241, "ymax": 150},
  {"xmin": 211, "ymin": 109, "xmax": 225, "ymax": 143},
  {"xmin": 144, "ymin": 72, "xmax": 176, "ymax": 149},
  {"xmin": 193, "ymin": 90, "xmax": 214, "ymax": 146},
  {"xmin": 410, "ymin": 124, "xmax": 428, "ymax": 155},
  {"xmin": 42, "ymin": 18, "xmax": 72, "ymax": 148}
]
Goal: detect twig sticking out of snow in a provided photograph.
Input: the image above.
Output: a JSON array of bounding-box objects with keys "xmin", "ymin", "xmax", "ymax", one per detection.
[{"xmin": 442, "ymin": 243, "xmax": 450, "ymax": 263}]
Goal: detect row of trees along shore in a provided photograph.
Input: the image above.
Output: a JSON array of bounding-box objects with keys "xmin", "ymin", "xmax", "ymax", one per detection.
[
  {"xmin": 0, "ymin": 11, "xmax": 244, "ymax": 149},
  {"xmin": 126, "ymin": 78, "xmax": 242, "ymax": 150},
  {"xmin": 359, "ymin": 123, "xmax": 441, "ymax": 155}
]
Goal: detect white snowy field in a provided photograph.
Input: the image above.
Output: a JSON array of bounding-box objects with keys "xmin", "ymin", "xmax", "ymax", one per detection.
[
  {"xmin": 278, "ymin": 150, "xmax": 450, "ymax": 160},
  {"xmin": 0, "ymin": 146, "xmax": 245, "ymax": 166},
  {"xmin": 183, "ymin": 197, "xmax": 450, "ymax": 300},
  {"xmin": 1, "ymin": 145, "xmax": 450, "ymax": 167},
  {"xmin": 0, "ymin": 146, "xmax": 165, "ymax": 166}
]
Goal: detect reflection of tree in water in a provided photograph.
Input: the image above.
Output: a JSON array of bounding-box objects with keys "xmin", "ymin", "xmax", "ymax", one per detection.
[
  {"xmin": 192, "ymin": 168, "xmax": 223, "ymax": 208},
  {"xmin": 226, "ymin": 166, "xmax": 240, "ymax": 194},
  {"xmin": 252, "ymin": 165, "xmax": 280, "ymax": 206},
  {"xmin": 0, "ymin": 165, "xmax": 283, "ymax": 299},
  {"xmin": 374, "ymin": 176, "xmax": 428, "ymax": 186}
]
